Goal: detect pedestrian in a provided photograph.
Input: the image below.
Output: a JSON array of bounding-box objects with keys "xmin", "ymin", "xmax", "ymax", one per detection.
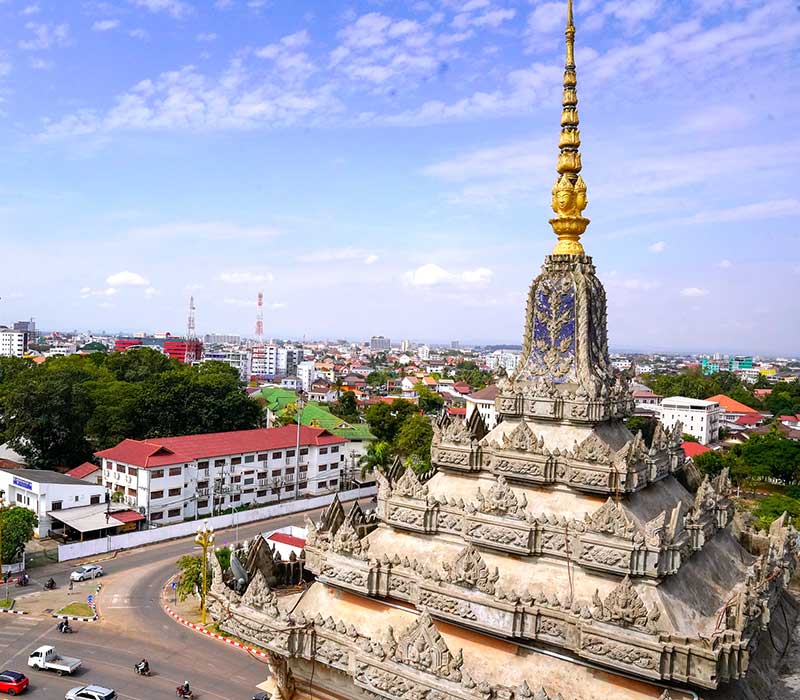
[{"xmin": 68, "ymin": 579, "xmax": 74, "ymax": 595}]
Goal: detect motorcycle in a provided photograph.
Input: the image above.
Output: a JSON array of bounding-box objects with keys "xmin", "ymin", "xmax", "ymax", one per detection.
[
  {"xmin": 44, "ymin": 578, "xmax": 56, "ymax": 590},
  {"xmin": 134, "ymin": 663, "xmax": 151, "ymax": 676},
  {"xmin": 57, "ymin": 621, "xmax": 73, "ymax": 634},
  {"xmin": 15, "ymin": 574, "xmax": 29, "ymax": 587},
  {"xmin": 176, "ymin": 687, "xmax": 193, "ymax": 699}
]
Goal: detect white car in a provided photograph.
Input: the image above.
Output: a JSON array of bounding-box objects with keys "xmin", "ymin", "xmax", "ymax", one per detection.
[
  {"xmin": 65, "ymin": 685, "xmax": 116, "ymax": 700},
  {"xmin": 69, "ymin": 565, "xmax": 104, "ymax": 582}
]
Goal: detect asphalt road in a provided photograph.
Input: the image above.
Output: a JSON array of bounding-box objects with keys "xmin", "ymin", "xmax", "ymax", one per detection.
[{"xmin": 1, "ymin": 499, "xmax": 372, "ymax": 699}]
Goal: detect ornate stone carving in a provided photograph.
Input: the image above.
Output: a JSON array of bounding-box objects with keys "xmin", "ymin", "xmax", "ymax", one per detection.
[
  {"xmin": 393, "ymin": 611, "xmax": 468, "ymax": 683},
  {"xmin": 572, "ymin": 433, "xmax": 614, "ymax": 464},
  {"xmin": 592, "ymin": 576, "xmax": 660, "ymax": 631},
  {"xmin": 471, "ymin": 475, "xmax": 528, "ymax": 518},
  {"xmin": 585, "ymin": 498, "xmax": 637, "ymax": 538},
  {"xmin": 331, "ymin": 518, "xmax": 370, "ymax": 560},
  {"xmin": 581, "ymin": 635, "xmax": 657, "ymax": 670},
  {"xmin": 439, "ymin": 415, "xmax": 473, "ymax": 445},
  {"xmin": 420, "ymin": 590, "xmax": 478, "ymax": 621},
  {"xmin": 241, "ymin": 570, "xmax": 280, "ymax": 617},
  {"xmin": 266, "ymin": 651, "xmax": 296, "ymax": 700},
  {"xmin": 388, "ymin": 506, "xmax": 425, "ymax": 528},
  {"xmin": 442, "ymin": 544, "xmax": 499, "ymax": 595},
  {"xmin": 394, "ymin": 467, "xmax": 429, "ymax": 500},
  {"xmin": 502, "ymin": 421, "xmax": 542, "ymax": 452}
]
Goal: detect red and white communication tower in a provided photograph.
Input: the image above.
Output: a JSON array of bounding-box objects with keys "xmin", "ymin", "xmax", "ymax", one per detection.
[
  {"xmin": 255, "ymin": 291, "xmax": 264, "ymax": 342},
  {"xmin": 187, "ymin": 295, "xmax": 196, "ymax": 339}
]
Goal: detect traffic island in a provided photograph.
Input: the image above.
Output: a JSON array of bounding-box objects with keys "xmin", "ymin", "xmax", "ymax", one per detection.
[{"xmin": 53, "ymin": 585, "xmax": 101, "ymax": 622}]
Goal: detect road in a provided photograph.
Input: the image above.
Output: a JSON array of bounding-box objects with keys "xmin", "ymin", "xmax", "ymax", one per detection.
[{"xmin": 1, "ymin": 500, "xmax": 369, "ymax": 699}]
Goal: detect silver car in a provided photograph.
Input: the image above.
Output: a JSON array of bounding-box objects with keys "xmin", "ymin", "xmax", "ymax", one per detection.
[
  {"xmin": 65, "ymin": 685, "xmax": 116, "ymax": 700},
  {"xmin": 69, "ymin": 565, "xmax": 104, "ymax": 581}
]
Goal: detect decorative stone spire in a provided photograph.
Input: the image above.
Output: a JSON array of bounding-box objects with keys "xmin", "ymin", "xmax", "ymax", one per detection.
[{"xmin": 550, "ymin": 0, "xmax": 590, "ymax": 256}]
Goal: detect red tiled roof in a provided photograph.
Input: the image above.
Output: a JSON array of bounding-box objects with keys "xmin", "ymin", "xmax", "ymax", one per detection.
[
  {"xmin": 779, "ymin": 415, "xmax": 799, "ymax": 422},
  {"xmin": 268, "ymin": 532, "xmax": 306, "ymax": 549},
  {"xmin": 754, "ymin": 389, "xmax": 772, "ymax": 397},
  {"xmin": 468, "ymin": 384, "xmax": 499, "ymax": 401},
  {"xmin": 681, "ymin": 441, "xmax": 711, "ymax": 459},
  {"xmin": 110, "ymin": 510, "xmax": 145, "ymax": 524},
  {"xmin": 95, "ymin": 426, "xmax": 347, "ymax": 469},
  {"xmin": 66, "ymin": 462, "xmax": 100, "ymax": 479},
  {"xmin": 633, "ymin": 390, "xmax": 661, "ymax": 399},
  {"xmin": 706, "ymin": 394, "xmax": 757, "ymax": 415},
  {"xmin": 447, "ymin": 407, "xmax": 467, "ymax": 416},
  {"xmin": 735, "ymin": 414, "xmax": 764, "ymax": 426}
]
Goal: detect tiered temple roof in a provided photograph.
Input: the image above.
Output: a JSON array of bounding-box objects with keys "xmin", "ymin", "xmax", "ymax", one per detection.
[{"xmin": 206, "ymin": 2, "xmax": 798, "ymax": 699}]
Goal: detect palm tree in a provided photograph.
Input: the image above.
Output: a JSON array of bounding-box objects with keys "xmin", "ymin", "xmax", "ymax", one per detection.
[{"xmin": 358, "ymin": 441, "xmax": 392, "ymax": 478}]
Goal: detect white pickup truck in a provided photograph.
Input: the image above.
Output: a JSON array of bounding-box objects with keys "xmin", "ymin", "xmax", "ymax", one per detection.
[{"xmin": 27, "ymin": 646, "xmax": 82, "ymax": 676}]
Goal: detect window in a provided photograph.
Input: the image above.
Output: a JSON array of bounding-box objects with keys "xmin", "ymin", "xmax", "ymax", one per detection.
[
  {"xmin": 244, "ymin": 455, "xmax": 255, "ymax": 463},
  {"xmin": 127, "ymin": 466, "xmax": 137, "ymax": 475},
  {"xmin": 272, "ymin": 451, "xmax": 282, "ymax": 459},
  {"xmin": 330, "ymin": 480, "xmax": 339, "ymax": 488},
  {"xmin": 299, "ymin": 481, "xmax": 307, "ymax": 490},
  {"xmin": 271, "ymin": 470, "xmax": 281, "ymax": 478},
  {"xmin": 168, "ymin": 487, "xmax": 181, "ymax": 497},
  {"xmin": 258, "ymin": 453, "xmax": 268, "ymax": 461},
  {"xmin": 151, "ymin": 469, "xmax": 164, "ymax": 479},
  {"xmin": 319, "ymin": 464, "xmax": 328, "ymax": 472},
  {"xmin": 215, "ymin": 459, "xmax": 226, "ymax": 468},
  {"xmin": 168, "ymin": 508, "xmax": 181, "ymax": 518},
  {"xmin": 300, "ymin": 447, "xmax": 308, "ymax": 456},
  {"xmin": 107, "ymin": 462, "xmax": 115, "ymax": 471},
  {"xmin": 197, "ymin": 461, "xmax": 209, "ymax": 469},
  {"xmin": 258, "ymin": 472, "xmax": 267, "ymax": 479},
  {"xmin": 257, "ymin": 490, "xmax": 267, "ymax": 498},
  {"xmin": 231, "ymin": 457, "xmax": 242, "ymax": 465},
  {"xmin": 286, "ymin": 467, "xmax": 295, "ymax": 476},
  {"xmin": 284, "ymin": 485, "xmax": 293, "ymax": 492},
  {"xmin": 319, "ymin": 447, "xmax": 328, "ymax": 455},
  {"xmin": 52, "ymin": 500, "xmax": 63, "ymax": 511},
  {"xmin": 232, "ymin": 475, "xmax": 242, "ymax": 483},
  {"xmin": 169, "ymin": 466, "xmax": 182, "ymax": 477},
  {"xmin": 105, "ymin": 482, "xmax": 113, "ymax": 490},
  {"xmin": 116, "ymin": 463, "xmax": 125, "ymax": 472},
  {"xmin": 300, "ymin": 464, "xmax": 308, "ymax": 473},
  {"xmin": 151, "ymin": 490, "xmax": 164, "ymax": 499},
  {"xmin": 127, "ymin": 488, "xmax": 136, "ymax": 497},
  {"xmin": 198, "ymin": 481, "xmax": 208, "ymax": 489},
  {"xmin": 151, "ymin": 511, "xmax": 164, "ymax": 521},
  {"xmin": 244, "ymin": 478, "xmax": 254, "ymax": 485},
  {"xmin": 232, "ymin": 494, "xmax": 241, "ymax": 502},
  {"xmin": 317, "ymin": 482, "xmax": 327, "ymax": 490},
  {"xmin": 286, "ymin": 449, "xmax": 295, "ymax": 458},
  {"xmin": 331, "ymin": 446, "xmax": 339, "ymax": 454},
  {"xmin": 198, "ymin": 500, "xmax": 209, "ymax": 509}
]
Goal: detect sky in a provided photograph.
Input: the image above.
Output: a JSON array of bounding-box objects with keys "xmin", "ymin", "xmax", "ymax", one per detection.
[{"xmin": 0, "ymin": 0, "xmax": 798, "ymax": 355}]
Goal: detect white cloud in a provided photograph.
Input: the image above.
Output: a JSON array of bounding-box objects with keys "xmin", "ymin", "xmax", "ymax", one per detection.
[
  {"xmin": 297, "ymin": 248, "xmax": 378, "ymax": 265},
  {"xmin": 19, "ymin": 22, "xmax": 70, "ymax": 50},
  {"xmin": 106, "ymin": 270, "xmax": 149, "ymax": 286},
  {"xmin": 404, "ymin": 263, "xmax": 493, "ymax": 287},
  {"xmin": 81, "ymin": 287, "xmax": 118, "ymax": 299},
  {"xmin": 648, "ymin": 241, "xmax": 665, "ymax": 253},
  {"xmin": 680, "ymin": 287, "xmax": 709, "ymax": 298},
  {"xmin": 129, "ymin": 0, "xmax": 191, "ymax": 18},
  {"xmin": 718, "ymin": 259, "xmax": 733, "ymax": 269},
  {"xmin": 30, "ymin": 57, "xmax": 53, "ymax": 70},
  {"xmin": 21, "ymin": 4, "xmax": 40, "ymax": 15},
  {"xmin": 196, "ymin": 32, "xmax": 217, "ymax": 42},
  {"xmin": 129, "ymin": 28, "xmax": 149, "ymax": 40},
  {"xmin": 423, "ymin": 138, "xmax": 551, "ymax": 181},
  {"xmin": 219, "ymin": 271, "xmax": 273, "ymax": 284},
  {"xmin": 93, "ymin": 19, "xmax": 120, "ymax": 32},
  {"xmin": 144, "ymin": 287, "xmax": 160, "ymax": 297},
  {"xmin": 255, "ymin": 30, "xmax": 315, "ymax": 83}
]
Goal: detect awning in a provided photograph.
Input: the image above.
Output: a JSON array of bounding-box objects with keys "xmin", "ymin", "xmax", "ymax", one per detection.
[{"xmin": 47, "ymin": 503, "xmax": 142, "ymax": 534}]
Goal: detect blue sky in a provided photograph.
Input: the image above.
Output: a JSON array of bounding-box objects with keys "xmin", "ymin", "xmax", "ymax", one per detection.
[{"xmin": 0, "ymin": 0, "xmax": 798, "ymax": 354}]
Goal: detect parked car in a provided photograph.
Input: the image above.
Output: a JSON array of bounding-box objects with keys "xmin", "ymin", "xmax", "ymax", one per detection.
[
  {"xmin": 0, "ymin": 670, "xmax": 29, "ymax": 695},
  {"xmin": 252, "ymin": 694, "xmax": 270, "ymax": 700},
  {"xmin": 27, "ymin": 646, "xmax": 82, "ymax": 676},
  {"xmin": 64, "ymin": 686, "xmax": 117, "ymax": 700},
  {"xmin": 69, "ymin": 565, "xmax": 104, "ymax": 582}
]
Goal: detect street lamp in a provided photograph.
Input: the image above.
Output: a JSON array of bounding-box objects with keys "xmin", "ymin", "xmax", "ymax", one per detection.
[
  {"xmin": 195, "ymin": 522, "xmax": 215, "ymax": 625},
  {"xmin": 0, "ymin": 489, "xmax": 7, "ymax": 604}
]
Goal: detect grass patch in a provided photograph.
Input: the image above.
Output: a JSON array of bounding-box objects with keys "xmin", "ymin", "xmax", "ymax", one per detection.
[
  {"xmin": 57, "ymin": 602, "xmax": 94, "ymax": 617},
  {"xmin": 0, "ymin": 599, "xmax": 12, "ymax": 610}
]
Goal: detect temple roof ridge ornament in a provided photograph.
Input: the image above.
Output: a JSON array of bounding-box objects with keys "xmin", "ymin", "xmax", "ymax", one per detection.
[
  {"xmin": 550, "ymin": 0, "xmax": 590, "ymax": 255},
  {"xmin": 470, "ymin": 474, "xmax": 529, "ymax": 519},
  {"xmin": 585, "ymin": 498, "xmax": 637, "ymax": 538},
  {"xmin": 394, "ymin": 465, "xmax": 429, "ymax": 500},
  {"xmin": 591, "ymin": 575, "xmax": 661, "ymax": 632}
]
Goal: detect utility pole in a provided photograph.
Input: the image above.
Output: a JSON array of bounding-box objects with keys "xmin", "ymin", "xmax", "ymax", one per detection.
[
  {"xmin": 0, "ymin": 489, "xmax": 7, "ymax": 604},
  {"xmin": 195, "ymin": 523, "xmax": 214, "ymax": 626},
  {"xmin": 294, "ymin": 394, "xmax": 304, "ymax": 501}
]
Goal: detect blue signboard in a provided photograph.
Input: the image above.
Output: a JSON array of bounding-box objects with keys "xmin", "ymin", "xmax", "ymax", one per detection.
[
  {"xmin": 87, "ymin": 595, "xmax": 94, "ymax": 604},
  {"xmin": 171, "ymin": 581, "xmax": 177, "ymax": 590},
  {"xmin": 12, "ymin": 477, "xmax": 32, "ymax": 491}
]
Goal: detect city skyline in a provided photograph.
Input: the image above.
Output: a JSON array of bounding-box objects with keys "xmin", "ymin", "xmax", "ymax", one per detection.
[{"xmin": 1, "ymin": 0, "xmax": 798, "ymax": 354}]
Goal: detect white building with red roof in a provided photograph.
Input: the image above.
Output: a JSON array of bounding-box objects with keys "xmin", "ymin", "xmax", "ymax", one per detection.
[
  {"xmin": 95, "ymin": 426, "xmax": 348, "ymax": 526},
  {"xmin": 465, "ymin": 384, "xmax": 499, "ymax": 430}
]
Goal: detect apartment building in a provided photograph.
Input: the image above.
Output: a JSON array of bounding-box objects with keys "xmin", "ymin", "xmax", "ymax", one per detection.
[
  {"xmin": 251, "ymin": 344, "xmax": 301, "ymax": 379},
  {"xmin": 657, "ymin": 396, "xmax": 721, "ymax": 445},
  {"xmin": 95, "ymin": 426, "xmax": 348, "ymax": 525},
  {"xmin": 0, "ymin": 328, "xmax": 27, "ymax": 357}
]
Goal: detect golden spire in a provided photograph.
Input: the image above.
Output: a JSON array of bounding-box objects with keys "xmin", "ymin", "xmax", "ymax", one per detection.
[{"xmin": 550, "ymin": 0, "xmax": 590, "ymax": 256}]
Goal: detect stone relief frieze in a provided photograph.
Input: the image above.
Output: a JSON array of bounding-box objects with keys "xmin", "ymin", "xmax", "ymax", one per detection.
[
  {"xmin": 394, "ymin": 468, "xmax": 429, "ymax": 500},
  {"xmin": 441, "ymin": 544, "xmax": 499, "ymax": 595},
  {"xmin": 580, "ymin": 635, "xmax": 658, "ymax": 671},
  {"xmin": 591, "ymin": 576, "xmax": 660, "ymax": 632},
  {"xmin": 469, "ymin": 475, "xmax": 528, "ymax": 519},
  {"xmin": 585, "ymin": 498, "xmax": 637, "ymax": 539}
]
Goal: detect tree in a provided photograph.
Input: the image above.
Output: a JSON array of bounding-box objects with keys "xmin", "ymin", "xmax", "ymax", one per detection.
[
  {"xmin": 331, "ymin": 391, "xmax": 359, "ymax": 422},
  {"xmin": 737, "ymin": 431, "xmax": 800, "ymax": 485},
  {"xmin": 693, "ymin": 450, "xmax": 726, "ymax": 476},
  {"xmin": 682, "ymin": 434, "xmax": 698, "ymax": 443},
  {"xmin": 395, "ymin": 415, "xmax": 433, "ymax": 470},
  {"xmin": 752, "ymin": 495, "xmax": 800, "ymax": 532},
  {"xmin": 276, "ymin": 402, "xmax": 298, "ymax": 427},
  {"xmin": 625, "ymin": 416, "xmax": 656, "ymax": 447},
  {"xmin": 366, "ymin": 371, "xmax": 389, "ymax": 388},
  {"xmin": 358, "ymin": 441, "xmax": 392, "ymax": 476},
  {"xmin": 80, "ymin": 342, "xmax": 108, "ymax": 353},
  {"xmin": 366, "ymin": 400, "xmax": 417, "ymax": 444},
  {"xmin": 0, "ymin": 506, "xmax": 37, "ymax": 564},
  {"xmin": 453, "ymin": 361, "xmax": 492, "ymax": 391},
  {"xmin": 175, "ymin": 554, "xmax": 209, "ymax": 605},
  {"xmin": 414, "ymin": 384, "xmax": 445, "ymax": 414},
  {"xmin": 104, "ymin": 347, "xmax": 174, "ymax": 383}
]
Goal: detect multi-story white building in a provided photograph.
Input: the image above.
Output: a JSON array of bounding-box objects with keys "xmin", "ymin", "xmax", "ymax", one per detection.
[
  {"xmin": 465, "ymin": 385, "xmax": 499, "ymax": 430},
  {"xmin": 298, "ymin": 360, "xmax": 318, "ymax": 392},
  {"xmin": 418, "ymin": 345, "xmax": 431, "ymax": 361},
  {"xmin": 0, "ymin": 468, "xmax": 107, "ymax": 537},
  {"xmin": 251, "ymin": 345, "xmax": 301, "ymax": 379},
  {"xmin": 370, "ymin": 336, "xmax": 391, "ymax": 352},
  {"xmin": 485, "ymin": 350, "xmax": 520, "ymax": 373},
  {"xmin": 657, "ymin": 396, "xmax": 721, "ymax": 445},
  {"xmin": 0, "ymin": 329, "xmax": 27, "ymax": 357},
  {"xmin": 96, "ymin": 426, "xmax": 348, "ymax": 525},
  {"xmin": 200, "ymin": 347, "xmax": 252, "ymax": 382}
]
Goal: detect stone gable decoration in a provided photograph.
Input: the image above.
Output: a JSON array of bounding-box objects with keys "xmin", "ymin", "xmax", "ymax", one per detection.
[{"xmin": 203, "ymin": 4, "xmax": 800, "ymax": 699}]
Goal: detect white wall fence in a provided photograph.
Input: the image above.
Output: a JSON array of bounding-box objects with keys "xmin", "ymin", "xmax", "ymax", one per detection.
[{"xmin": 57, "ymin": 486, "xmax": 376, "ymax": 563}]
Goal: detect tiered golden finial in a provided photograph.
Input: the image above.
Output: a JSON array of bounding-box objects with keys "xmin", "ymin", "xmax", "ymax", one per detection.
[{"xmin": 550, "ymin": 0, "xmax": 589, "ymax": 255}]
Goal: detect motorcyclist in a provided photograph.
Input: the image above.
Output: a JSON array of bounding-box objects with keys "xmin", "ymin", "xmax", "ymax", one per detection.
[
  {"xmin": 57, "ymin": 620, "xmax": 71, "ymax": 633},
  {"xmin": 136, "ymin": 659, "xmax": 149, "ymax": 674},
  {"xmin": 45, "ymin": 577, "xmax": 55, "ymax": 589},
  {"xmin": 182, "ymin": 680, "xmax": 191, "ymax": 696}
]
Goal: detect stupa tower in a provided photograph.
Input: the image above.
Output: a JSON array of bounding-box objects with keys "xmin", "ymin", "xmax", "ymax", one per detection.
[{"xmin": 206, "ymin": 3, "xmax": 798, "ymax": 699}]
